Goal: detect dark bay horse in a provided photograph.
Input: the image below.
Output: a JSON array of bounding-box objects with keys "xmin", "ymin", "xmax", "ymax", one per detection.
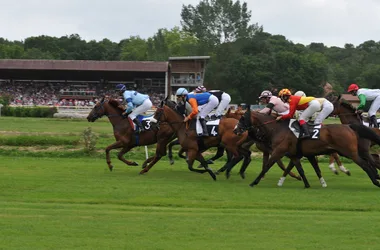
[
  {"xmin": 234, "ymin": 108, "xmax": 380, "ymax": 188},
  {"xmin": 87, "ymin": 97, "xmax": 176, "ymax": 173},
  {"xmin": 153, "ymin": 99, "xmax": 257, "ymax": 180}
]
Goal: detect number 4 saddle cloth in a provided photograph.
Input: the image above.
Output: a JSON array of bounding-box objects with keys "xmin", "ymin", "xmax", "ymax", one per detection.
[{"xmin": 195, "ymin": 118, "xmax": 219, "ymax": 137}]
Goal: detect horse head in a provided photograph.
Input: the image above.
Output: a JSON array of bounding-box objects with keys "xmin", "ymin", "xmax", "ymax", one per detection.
[
  {"xmin": 154, "ymin": 97, "xmax": 183, "ymax": 123},
  {"xmin": 233, "ymin": 106, "xmax": 252, "ymax": 136},
  {"xmin": 87, "ymin": 96, "xmax": 106, "ymax": 122}
]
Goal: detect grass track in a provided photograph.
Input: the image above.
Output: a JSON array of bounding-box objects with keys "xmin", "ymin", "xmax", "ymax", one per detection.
[{"xmin": 1, "ymin": 155, "xmax": 380, "ymax": 249}]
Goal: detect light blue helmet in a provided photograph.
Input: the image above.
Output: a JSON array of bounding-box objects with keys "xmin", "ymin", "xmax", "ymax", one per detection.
[
  {"xmin": 115, "ymin": 84, "xmax": 126, "ymax": 91},
  {"xmin": 176, "ymin": 88, "xmax": 188, "ymax": 96}
]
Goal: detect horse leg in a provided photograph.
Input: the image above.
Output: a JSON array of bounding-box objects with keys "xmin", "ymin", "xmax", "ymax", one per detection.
[
  {"xmin": 168, "ymin": 139, "xmax": 179, "ymax": 165},
  {"xmin": 196, "ymin": 152, "xmax": 217, "ymax": 181},
  {"xmin": 105, "ymin": 141, "xmax": 124, "ymax": 171},
  {"xmin": 142, "ymin": 156, "xmax": 155, "ymax": 169},
  {"xmin": 197, "ymin": 146, "xmax": 225, "ymax": 168},
  {"xmin": 185, "ymin": 149, "xmax": 209, "ymax": 174},
  {"xmin": 307, "ymin": 156, "xmax": 327, "ymax": 188},
  {"xmin": 276, "ymin": 159, "xmax": 301, "ymax": 180},
  {"xmin": 277, "ymin": 160, "xmax": 296, "ymax": 187},
  {"xmin": 328, "ymin": 154, "xmax": 338, "ymax": 175},
  {"xmin": 238, "ymin": 148, "xmax": 252, "ymax": 179},
  {"xmin": 352, "ymin": 155, "xmax": 380, "ymax": 187},
  {"xmin": 331, "ymin": 153, "xmax": 350, "ymax": 176},
  {"xmin": 140, "ymin": 138, "xmax": 170, "ymax": 174},
  {"xmin": 250, "ymin": 149, "xmax": 286, "ymax": 187},
  {"xmin": 225, "ymin": 155, "xmax": 244, "ymax": 179},
  {"xmin": 117, "ymin": 146, "xmax": 139, "ymax": 166},
  {"xmin": 291, "ymin": 157, "xmax": 311, "ymax": 188}
]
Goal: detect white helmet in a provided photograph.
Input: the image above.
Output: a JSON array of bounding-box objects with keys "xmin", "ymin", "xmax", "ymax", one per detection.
[
  {"xmin": 259, "ymin": 90, "xmax": 272, "ymax": 99},
  {"xmin": 176, "ymin": 88, "xmax": 188, "ymax": 96},
  {"xmin": 294, "ymin": 91, "xmax": 306, "ymax": 97}
]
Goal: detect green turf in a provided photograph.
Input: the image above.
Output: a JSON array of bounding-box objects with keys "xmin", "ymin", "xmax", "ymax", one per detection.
[
  {"xmin": 0, "ymin": 116, "xmax": 379, "ymax": 249},
  {"xmin": 1, "ymin": 156, "xmax": 380, "ymax": 250}
]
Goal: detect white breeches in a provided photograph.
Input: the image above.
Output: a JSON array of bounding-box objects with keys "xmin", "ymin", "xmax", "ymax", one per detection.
[
  {"xmin": 314, "ymin": 99, "xmax": 333, "ymax": 124},
  {"xmin": 368, "ymin": 96, "xmax": 380, "ymax": 117},
  {"xmin": 128, "ymin": 99, "xmax": 152, "ymax": 120},
  {"xmin": 198, "ymin": 95, "xmax": 219, "ymax": 119},
  {"xmin": 215, "ymin": 93, "xmax": 231, "ymax": 116},
  {"xmin": 299, "ymin": 100, "xmax": 320, "ymax": 122}
]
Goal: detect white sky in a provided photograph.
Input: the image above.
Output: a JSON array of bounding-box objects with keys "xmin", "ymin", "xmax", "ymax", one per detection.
[{"xmin": 1, "ymin": 0, "xmax": 379, "ymax": 47}]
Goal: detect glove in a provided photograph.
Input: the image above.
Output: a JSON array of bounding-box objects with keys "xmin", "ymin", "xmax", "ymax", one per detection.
[
  {"xmin": 122, "ymin": 108, "xmax": 133, "ymax": 117},
  {"xmin": 356, "ymin": 109, "xmax": 363, "ymax": 115},
  {"xmin": 276, "ymin": 116, "xmax": 282, "ymax": 121}
]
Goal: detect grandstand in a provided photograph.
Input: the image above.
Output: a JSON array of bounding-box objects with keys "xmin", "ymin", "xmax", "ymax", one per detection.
[{"xmin": 0, "ymin": 56, "xmax": 210, "ymax": 109}]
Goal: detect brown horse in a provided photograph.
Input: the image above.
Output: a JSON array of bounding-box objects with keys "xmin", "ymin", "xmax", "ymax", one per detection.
[
  {"xmin": 153, "ymin": 99, "xmax": 258, "ymax": 180},
  {"xmin": 165, "ymin": 105, "xmax": 302, "ymax": 180},
  {"xmin": 234, "ymin": 108, "xmax": 380, "ymax": 188},
  {"xmin": 87, "ymin": 97, "xmax": 176, "ymax": 173},
  {"xmin": 328, "ymin": 95, "xmax": 380, "ymax": 167}
]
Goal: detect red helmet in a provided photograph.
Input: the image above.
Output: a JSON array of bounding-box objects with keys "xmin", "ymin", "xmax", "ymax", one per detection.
[{"xmin": 347, "ymin": 83, "xmax": 359, "ymax": 93}]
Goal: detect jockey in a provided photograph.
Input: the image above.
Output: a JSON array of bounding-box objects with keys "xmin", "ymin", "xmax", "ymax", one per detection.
[
  {"xmin": 347, "ymin": 83, "xmax": 380, "ymax": 128},
  {"xmin": 195, "ymin": 85, "xmax": 231, "ymax": 119},
  {"xmin": 116, "ymin": 84, "xmax": 152, "ymax": 132},
  {"xmin": 258, "ymin": 90, "xmax": 289, "ymax": 115},
  {"xmin": 276, "ymin": 88, "xmax": 333, "ymax": 138},
  {"xmin": 176, "ymin": 87, "xmax": 219, "ymax": 136}
]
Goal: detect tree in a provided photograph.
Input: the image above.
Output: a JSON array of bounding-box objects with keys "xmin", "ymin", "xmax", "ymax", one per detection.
[
  {"xmin": 120, "ymin": 36, "xmax": 148, "ymax": 61},
  {"xmin": 181, "ymin": 0, "xmax": 262, "ymax": 52}
]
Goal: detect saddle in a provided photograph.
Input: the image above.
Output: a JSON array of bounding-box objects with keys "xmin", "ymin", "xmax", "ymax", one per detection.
[
  {"xmin": 129, "ymin": 114, "xmax": 156, "ymax": 132},
  {"xmin": 289, "ymin": 119, "xmax": 321, "ymax": 139},
  {"xmin": 189, "ymin": 118, "xmax": 220, "ymax": 137}
]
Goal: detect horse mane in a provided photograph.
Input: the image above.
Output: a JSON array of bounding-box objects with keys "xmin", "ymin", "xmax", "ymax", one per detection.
[
  {"xmin": 340, "ymin": 99, "xmax": 356, "ymax": 113},
  {"xmin": 108, "ymin": 99, "xmax": 124, "ymax": 112}
]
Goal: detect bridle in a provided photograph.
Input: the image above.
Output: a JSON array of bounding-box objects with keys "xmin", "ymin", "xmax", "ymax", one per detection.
[{"xmin": 89, "ymin": 99, "xmax": 123, "ymax": 120}]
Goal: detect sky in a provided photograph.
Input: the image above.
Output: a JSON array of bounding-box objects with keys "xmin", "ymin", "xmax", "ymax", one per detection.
[{"xmin": 1, "ymin": 0, "xmax": 380, "ymax": 47}]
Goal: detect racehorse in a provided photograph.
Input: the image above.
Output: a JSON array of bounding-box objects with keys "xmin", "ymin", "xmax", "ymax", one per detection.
[
  {"xmin": 234, "ymin": 108, "xmax": 380, "ymax": 188},
  {"xmin": 87, "ymin": 97, "xmax": 176, "ymax": 173},
  {"xmin": 164, "ymin": 104, "xmax": 302, "ymax": 180},
  {"xmin": 153, "ymin": 98, "xmax": 257, "ymax": 180}
]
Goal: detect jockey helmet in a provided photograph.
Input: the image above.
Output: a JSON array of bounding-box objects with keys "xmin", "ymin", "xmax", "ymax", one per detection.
[
  {"xmin": 259, "ymin": 90, "xmax": 272, "ymax": 99},
  {"xmin": 115, "ymin": 84, "xmax": 126, "ymax": 92},
  {"xmin": 294, "ymin": 91, "xmax": 306, "ymax": 97},
  {"xmin": 278, "ymin": 88, "xmax": 292, "ymax": 97},
  {"xmin": 347, "ymin": 83, "xmax": 359, "ymax": 93},
  {"xmin": 195, "ymin": 85, "xmax": 207, "ymax": 93},
  {"xmin": 176, "ymin": 88, "xmax": 188, "ymax": 96}
]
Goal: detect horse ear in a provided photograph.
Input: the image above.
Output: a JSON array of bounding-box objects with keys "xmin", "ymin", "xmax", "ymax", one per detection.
[
  {"xmin": 337, "ymin": 94, "xmax": 342, "ymax": 101},
  {"xmin": 226, "ymin": 107, "xmax": 231, "ymax": 114},
  {"xmin": 100, "ymin": 96, "xmax": 105, "ymax": 103},
  {"xmin": 247, "ymin": 104, "xmax": 251, "ymax": 111},
  {"xmin": 159, "ymin": 100, "xmax": 164, "ymax": 108},
  {"xmin": 165, "ymin": 95, "xmax": 169, "ymax": 101}
]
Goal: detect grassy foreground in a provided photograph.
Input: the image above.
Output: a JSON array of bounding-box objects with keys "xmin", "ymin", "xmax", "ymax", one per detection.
[
  {"xmin": 0, "ymin": 116, "xmax": 379, "ymax": 249},
  {"xmin": 1, "ymin": 156, "xmax": 380, "ymax": 250}
]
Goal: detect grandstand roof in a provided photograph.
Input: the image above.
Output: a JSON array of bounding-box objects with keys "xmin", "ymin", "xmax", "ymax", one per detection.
[
  {"xmin": 0, "ymin": 59, "xmax": 168, "ymax": 72},
  {"xmin": 169, "ymin": 56, "xmax": 210, "ymax": 61}
]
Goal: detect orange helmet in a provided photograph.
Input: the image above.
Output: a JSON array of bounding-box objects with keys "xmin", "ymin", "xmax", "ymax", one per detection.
[
  {"xmin": 278, "ymin": 88, "xmax": 292, "ymax": 97},
  {"xmin": 347, "ymin": 83, "xmax": 359, "ymax": 93}
]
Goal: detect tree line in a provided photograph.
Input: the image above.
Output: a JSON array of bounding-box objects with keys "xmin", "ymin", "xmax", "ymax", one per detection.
[{"xmin": 1, "ymin": 0, "xmax": 380, "ymax": 103}]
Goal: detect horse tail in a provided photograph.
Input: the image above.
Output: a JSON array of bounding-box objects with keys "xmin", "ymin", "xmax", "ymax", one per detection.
[{"xmin": 349, "ymin": 124, "xmax": 380, "ymax": 145}]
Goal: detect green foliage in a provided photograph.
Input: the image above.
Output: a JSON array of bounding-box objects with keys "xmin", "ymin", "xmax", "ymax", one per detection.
[
  {"xmin": 2, "ymin": 106, "xmax": 57, "ymax": 117},
  {"xmin": 82, "ymin": 127, "xmax": 98, "ymax": 155},
  {"xmin": 0, "ymin": 135, "xmax": 80, "ymax": 146}
]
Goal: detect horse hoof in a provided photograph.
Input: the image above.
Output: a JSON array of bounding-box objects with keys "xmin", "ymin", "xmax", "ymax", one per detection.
[
  {"xmin": 108, "ymin": 165, "xmax": 113, "ymax": 172},
  {"xmin": 305, "ymin": 185, "xmax": 311, "ymax": 188},
  {"xmin": 334, "ymin": 170, "xmax": 339, "ymax": 175},
  {"xmin": 197, "ymin": 165, "xmax": 204, "ymax": 169},
  {"xmin": 169, "ymin": 160, "xmax": 174, "ymax": 165},
  {"xmin": 206, "ymin": 160, "xmax": 214, "ymax": 164},
  {"xmin": 226, "ymin": 172, "xmax": 231, "ymax": 179},
  {"xmin": 130, "ymin": 162, "xmax": 139, "ymax": 166},
  {"xmin": 239, "ymin": 172, "xmax": 245, "ymax": 179},
  {"xmin": 249, "ymin": 183, "xmax": 255, "ymax": 187},
  {"xmin": 214, "ymin": 171, "xmax": 220, "ymax": 175},
  {"xmin": 296, "ymin": 176, "xmax": 302, "ymax": 181},
  {"xmin": 346, "ymin": 171, "xmax": 351, "ymax": 176},
  {"xmin": 139, "ymin": 170, "xmax": 146, "ymax": 175}
]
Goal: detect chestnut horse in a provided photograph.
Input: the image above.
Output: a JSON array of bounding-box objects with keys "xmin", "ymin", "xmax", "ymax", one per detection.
[
  {"xmin": 153, "ymin": 99, "xmax": 257, "ymax": 180},
  {"xmin": 87, "ymin": 97, "xmax": 176, "ymax": 173},
  {"xmin": 234, "ymin": 108, "xmax": 380, "ymax": 188}
]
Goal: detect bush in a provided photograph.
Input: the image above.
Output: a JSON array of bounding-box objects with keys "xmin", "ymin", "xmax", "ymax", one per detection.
[
  {"xmin": 82, "ymin": 127, "xmax": 98, "ymax": 155},
  {"xmin": 2, "ymin": 106, "xmax": 57, "ymax": 117}
]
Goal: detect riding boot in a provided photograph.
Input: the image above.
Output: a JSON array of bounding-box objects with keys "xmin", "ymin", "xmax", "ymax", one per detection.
[
  {"xmin": 299, "ymin": 123, "xmax": 311, "ymax": 139},
  {"xmin": 133, "ymin": 118, "xmax": 145, "ymax": 132},
  {"xmin": 370, "ymin": 115, "xmax": 379, "ymax": 128},
  {"xmin": 199, "ymin": 118, "xmax": 209, "ymax": 136}
]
